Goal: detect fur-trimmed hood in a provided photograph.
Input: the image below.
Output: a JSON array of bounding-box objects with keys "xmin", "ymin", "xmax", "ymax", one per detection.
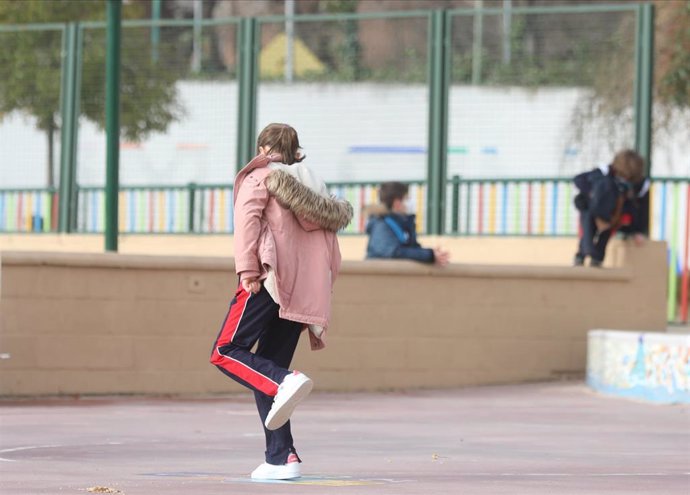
[{"xmin": 265, "ymin": 169, "xmax": 353, "ymax": 232}]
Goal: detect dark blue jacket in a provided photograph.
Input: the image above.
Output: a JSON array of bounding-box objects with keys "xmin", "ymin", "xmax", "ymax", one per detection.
[
  {"xmin": 366, "ymin": 211, "xmax": 435, "ymax": 263},
  {"xmin": 574, "ymin": 165, "xmax": 630, "ymax": 221}
]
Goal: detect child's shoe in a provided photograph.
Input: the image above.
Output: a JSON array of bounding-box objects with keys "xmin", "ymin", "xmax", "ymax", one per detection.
[
  {"xmin": 265, "ymin": 371, "xmax": 313, "ymax": 431},
  {"xmin": 590, "ymin": 259, "xmax": 603, "ymax": 268},
  {"xmin": 250, "ymin": 453, "xmax": 301, "ymax": 480},
  {"xmin": 573, "ymin": 254, "xmax": 585, "ymax": 266}
]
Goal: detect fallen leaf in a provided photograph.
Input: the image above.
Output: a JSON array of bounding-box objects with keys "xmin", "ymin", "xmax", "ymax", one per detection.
[{"xmin": 86, "ymin": 487, "xmax": 122, "ymax": 494}]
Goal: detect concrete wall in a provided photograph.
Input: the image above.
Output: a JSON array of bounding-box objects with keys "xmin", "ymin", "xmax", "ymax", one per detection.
[
  {"xmin": 0, "ymin": 240, "xmax": 667, "ymax": 397},
  {"xmin": 0, "ymin": 234, "xmax": 606, "ymax": 266}
]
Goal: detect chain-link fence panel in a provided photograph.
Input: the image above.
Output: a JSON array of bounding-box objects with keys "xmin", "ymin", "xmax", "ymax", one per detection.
[
  {"xmin": 255, "ymin": 12, "xmax": 431, "ymax": 232},
  {"xmin": 0, "ymin": 26, "xmax": 63, "ymax": 232},
  {"xmin": 75, "ymin": 20, "xmax": 239, "ymax": 233},
  {"xmin": 445, "ymin": 6, "xmax": 638, "ymax": 235},
  {"xmin": 448, "ymin": 6, "xmax": 638, "ymax": 180}
]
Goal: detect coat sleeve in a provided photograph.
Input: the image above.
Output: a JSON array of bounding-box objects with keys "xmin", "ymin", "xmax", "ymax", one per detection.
[
  {"xmin": 589, "ymin": 179, "xmax": 618, "ymax": 222},
  {"xmin": 367, "ymin": 219, "xmax": 434, "ymax": 263},
  {"xmin": 233, "ymin": 174, "xmax": 269, "ymax": 281}
]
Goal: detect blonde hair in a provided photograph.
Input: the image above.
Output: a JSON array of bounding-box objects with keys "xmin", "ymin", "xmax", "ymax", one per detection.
[
  {"xmin": 611, "ymin": 149, "xmax": 644, "ymax": 184},
  {"xmin": 256, "ymin": 123, "xmax": 305, "ymax": 165}
]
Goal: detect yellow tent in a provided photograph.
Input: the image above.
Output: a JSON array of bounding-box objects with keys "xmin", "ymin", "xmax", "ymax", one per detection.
[{"xmin": 260, "ymin": 33, "xmax": 325, "ymax": 79}]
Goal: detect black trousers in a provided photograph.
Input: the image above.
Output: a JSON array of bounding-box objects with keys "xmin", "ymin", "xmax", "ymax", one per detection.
[
  {"xmin": 576, "ymin": 210, "xmax": 612, "ymax": 263},
  {"xmin": 210, "ymin": 284, "xmax": 303, "ymax": 464}
]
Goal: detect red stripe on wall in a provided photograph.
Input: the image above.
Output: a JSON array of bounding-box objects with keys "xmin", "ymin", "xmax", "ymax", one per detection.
[
  {"xmin": 681, "ymin": 183, "xmax": 690, "ymax": 322},
  {"xmin": 209, "ymin": 191, "xmax": 215, "ymax": 232}
]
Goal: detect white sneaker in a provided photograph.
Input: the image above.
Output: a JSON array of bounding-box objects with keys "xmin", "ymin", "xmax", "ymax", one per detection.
[
  {"xmin": 250, "ymin": 454, "xmax": 301, "ymax": 480},
  {"xmin": 265, "ymin": 371, "xmax": 313, "ymax": 431}
]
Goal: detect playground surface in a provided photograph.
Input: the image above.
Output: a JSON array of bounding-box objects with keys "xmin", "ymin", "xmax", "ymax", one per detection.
[{"xmin": 1, "ymin": 382, "xmax": 688, "ymax": 495}]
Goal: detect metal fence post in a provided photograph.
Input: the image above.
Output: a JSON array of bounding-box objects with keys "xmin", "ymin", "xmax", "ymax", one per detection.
[
  {"xmin": 151, "ymin": 0, "xmax": 161, "ymax": 62},
  {"xmin": 634, "ymin": 3, "xmax": 654, "ymax": 176},
  {"xmin": 426, "ymin": 10, "xmax": 450, "ymax": 235},
  {"xmin": 58, "ymin": 23, "xmax": 80, "ymax": 233},
  {"xmin": 105, "ymin": 0, "xmax": 122, "ymax": 252},
  {"xmin": 472, "ymin": 0, "xmax": 483, "ymax": 85},
  {"xmin": 236, "ymin": 17, "xmax": 259, "ymax": 172},
  {"xmin": 451, "ymin": 175, "xmax": 460, "ymax": 234},
  {"xmin": 70, "ymin": 24, "xmax": 83, "ymax": 232},
  {"xmin": 188, "ymin": 182, "xmax": 197, "ymax": 232}
]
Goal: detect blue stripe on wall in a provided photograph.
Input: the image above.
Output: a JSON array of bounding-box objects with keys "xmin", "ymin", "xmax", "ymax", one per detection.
[{"xmin": 349, "ymin": 146, "xmax": 425, "ymax": 154}]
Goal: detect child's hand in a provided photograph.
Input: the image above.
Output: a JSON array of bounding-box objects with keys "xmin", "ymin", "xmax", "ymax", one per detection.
[
  {"xmin": 433, "ymin": 247, "xmax": 450, "ymax": 267},
  {"xmin": 241, "ymin": 277, "xmax": 261, "ymax": 294},
  {"xmin": 308, "ymin": 331, "xmax": 326, "ymax": 351},
  {"xmin": 594, "ymin": 217, "xmax": 611, "ymax": 232}
]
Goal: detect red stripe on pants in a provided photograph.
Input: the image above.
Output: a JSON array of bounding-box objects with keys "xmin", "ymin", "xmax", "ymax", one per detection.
[
  {"xmin": 216, "ymin": 287, "xmax": 250, "ymax": 347},
  {"xmin": 210, "ymin": 288, "xmax": 280, "ymax": 396}
]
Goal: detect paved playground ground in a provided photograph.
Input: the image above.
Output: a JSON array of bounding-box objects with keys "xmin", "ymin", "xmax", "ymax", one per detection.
[{"xmin": 1, "ymin": 382, "xmax": 688, "ymax": 495}]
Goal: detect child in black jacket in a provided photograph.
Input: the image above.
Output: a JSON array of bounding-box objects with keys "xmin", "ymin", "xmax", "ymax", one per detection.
[{"xmin": 573, "ymin": 150, "xmax": 645, "ymax": 267}]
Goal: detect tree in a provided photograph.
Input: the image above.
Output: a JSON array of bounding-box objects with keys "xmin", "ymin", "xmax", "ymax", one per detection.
[
  {"xmin": 570, "ymin": 0, "xmax": 690, "ymax": 173},
  {"xmin": 655, "ymin": 0, "xmax": 690, "ymax": 126},
  {"xmin": 0, "ymin": 0, "xmax": 183, "ymax": 187}
]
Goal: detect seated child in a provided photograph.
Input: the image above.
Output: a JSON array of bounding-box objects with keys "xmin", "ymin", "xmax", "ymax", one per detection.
[
  {"xmin": 573, "ymin": 149, "xmax": 645, "ymax": 267},
  {"xmin": 366, "ymin": 182, "xmax": 450, "ymax": 266}
]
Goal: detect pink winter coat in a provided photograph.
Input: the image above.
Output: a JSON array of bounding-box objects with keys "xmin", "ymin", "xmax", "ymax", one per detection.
[{"xmin": 233, "ymin": 154, "xmax": 353, "ymax": 331}]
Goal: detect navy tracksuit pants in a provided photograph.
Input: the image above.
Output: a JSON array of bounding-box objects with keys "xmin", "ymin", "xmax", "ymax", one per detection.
[
  {"xmin": 576, "ymin": 210, "xmax": 613, "ymax": 263},
  {"xmin": 210, "ymin": 284, "xmax": 303, "ymax": 465}
]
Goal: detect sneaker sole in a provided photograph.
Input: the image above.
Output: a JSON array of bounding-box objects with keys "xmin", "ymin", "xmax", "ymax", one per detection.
[
  {"xmin": 265, "ymin": 378, "xmax": 313, "ymax": 431},
  {"xmin": 251, "ymin": 474, "xmax": 301, "ymax": 481},
  {"xmin": 251, "ymin": 467, "xmax": 301, "ymax": 480}
]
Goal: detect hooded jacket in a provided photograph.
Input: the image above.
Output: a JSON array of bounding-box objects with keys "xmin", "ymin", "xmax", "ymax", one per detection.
[
  {"xmin": 233, "ymin": 154, "xmax": 353, "ymax": 334},
  {"xmin": 365, "ymin": 204, "xmax": 434, "ymax": 263}
]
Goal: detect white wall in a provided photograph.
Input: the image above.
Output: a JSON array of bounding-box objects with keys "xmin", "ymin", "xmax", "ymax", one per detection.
[{"xmin": 1, "ymin": 81, "xmax": 688, "ymax": 188}]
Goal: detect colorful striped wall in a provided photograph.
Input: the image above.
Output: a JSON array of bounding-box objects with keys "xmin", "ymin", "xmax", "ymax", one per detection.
[
  {"xmin": 448, "ymin": 179, "xmax": 579, "ymax": 236},
  {"xmin": 0, "ymin": 189, "xmax": 58, "ymax": 233},
  {"xmin": 1, "ymin": 178, "xmax": 688, "ymax": 322}
]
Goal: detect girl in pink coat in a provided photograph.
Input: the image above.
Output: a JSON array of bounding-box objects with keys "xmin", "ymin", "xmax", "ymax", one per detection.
[{"xmin": 210, "ymin": 123, "xmax": 352, "ymax": 480}]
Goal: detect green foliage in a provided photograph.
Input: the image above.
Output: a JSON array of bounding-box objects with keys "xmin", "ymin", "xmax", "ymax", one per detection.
[
  {"xmin": 658, "ymin": 1, "xmax": 690, "ymax": 109},
  {"xmin": 0, "ymin": 0, "xmax": 183, "ymax": 141},
  {"xmin": 477, "ymin": 17, "xmax": 600, "ymax": 88},
  {"xmin": 79, "ymin": 27, "xmax": 185, "ymax": 141},
  {"xmin": 320, "ymin": 0, "xmax": 358, "ymax": 14}
]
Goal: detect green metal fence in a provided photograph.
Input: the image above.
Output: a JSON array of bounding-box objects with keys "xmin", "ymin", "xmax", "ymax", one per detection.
[{"xmin": 1, "ymin": 4, "xmax": 658, "ymax": 234}]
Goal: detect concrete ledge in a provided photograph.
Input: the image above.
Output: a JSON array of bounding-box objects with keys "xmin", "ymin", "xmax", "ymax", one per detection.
[
  {"xmin": 0, "ymin": 240, "xmax": 668, "ymax": 396},
  {"xmin": 2, "ymin": 250, "xmax": 632, "ymax": 281},
  {"xmin": 587, "ymin": 330, "xmax": 690, "ymax": 404}
]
